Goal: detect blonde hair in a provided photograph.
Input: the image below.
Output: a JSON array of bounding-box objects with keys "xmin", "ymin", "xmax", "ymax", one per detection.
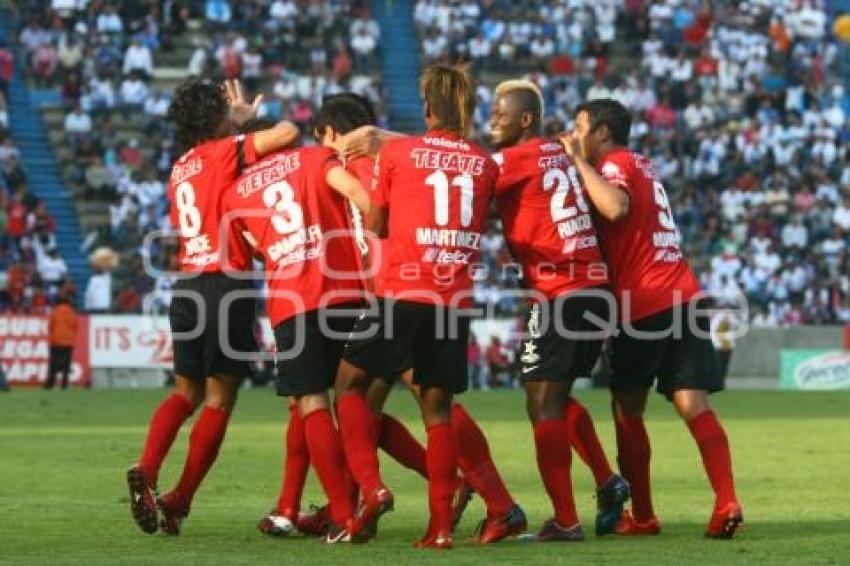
[
  {"xmin": 419, "ymin": 65, "xmax": 476, "ymax": 137},
  {"xmin": 494, "ymin": 79, "xmax": 545, "ymax": 120}
]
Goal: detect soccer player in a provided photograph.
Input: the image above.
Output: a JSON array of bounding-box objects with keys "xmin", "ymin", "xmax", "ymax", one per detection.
[
  {"xmin": 488, "ymin": 80, "xmax": 629, "ymax": 541},
  {"xmin": 334, "ymin": 66, "xmax": 499, "ymax": 549},
  {"xmin": 222, "ymin": 125, "xmax": 371, "ymax": 543},
  {"xmin": 563, "ymin": 99, "xmax": 743, "ymax": 538},
  {"xmin": 126, "ymin": 79, "xmax": 299, "ymax": 535},
  {"xmin": 260, "ymin": 93, "xmax": 524, "ymax": 543}
]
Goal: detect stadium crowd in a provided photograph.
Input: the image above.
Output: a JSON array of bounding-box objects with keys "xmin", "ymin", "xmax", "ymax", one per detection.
[
  {"xmin": 0, "ymin": 119, "xmax": 74, "ymax": 312},
  {"xmin": 3, "ymin": 0, "xmax": 850, "ymax": 328},
  {"xmin": 416, "ymin": 0, "xmax": 850, "ymax": 326},
  {"xmin": 3, "ymin": 0, "xmax": 385, "ymax": 314}
]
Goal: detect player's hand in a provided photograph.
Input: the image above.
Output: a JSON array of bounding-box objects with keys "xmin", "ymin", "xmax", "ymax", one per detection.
[
  {"xmin": 341, "ymin": 125, "xmax": 380, "ymax": 159},
  {"xmin": 560, "ymin": 132, "xmax": 583, "ymax": 161},
  {"xmin": 224, "ymin": 79, "xmax": 263, "ymax": 126}
]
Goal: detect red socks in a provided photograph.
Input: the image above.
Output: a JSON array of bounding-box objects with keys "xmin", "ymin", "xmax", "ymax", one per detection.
[
  {"xmin": 276, "ymin": 404, "xmax": 309, "ymax": 517},
  {"xmin": 564, "ymin": 399, "xmax": 614, "ymax": 488},
  {"xmin": 615, "ymin": 415, "xmax": 654, "ymax": 522},
  {"xmin": 139, "ymin": 393, "xmax": 194, "ymax": 486},
  {"xmin": 336, "ymin": 393, "xmax": 383, "ymax": 495},
  {"xmin": 172, "ymin": 405, "xmax": 230, "ymax": 509},
  {"xmin": 452, "ymin": 403, "xmax": 515, "ymax": 518},
  {"xmin": 376, "ymin": 414, "xmax": 428, "ymax": 478},
  {"xmin": 426, "ymin": 423, "xmax": 457, "ymax": 534},
  {"xmin": 303, "ymin": 409, "xmax": 356, "ymax": 526},
  {"xmin": 687, "ymin": 410, "xmax": 737, "ymax": 510},
  {"xmin": 533, "ymin": 419, "xmax": 578, "ymax": 527}
]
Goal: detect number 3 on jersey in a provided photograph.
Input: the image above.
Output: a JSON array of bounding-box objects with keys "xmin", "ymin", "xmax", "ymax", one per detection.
[
  {"xmin": 426, "ymin": 170, "xmax": 473, "ymax": 227},
  {"xmin": 263, "ymin": 180, "xmax": 304, "ymax": 234}
]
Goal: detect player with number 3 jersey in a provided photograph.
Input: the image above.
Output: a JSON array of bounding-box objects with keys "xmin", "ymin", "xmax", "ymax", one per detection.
[
  {"xmin": 222, "ymin": 140, "xmax": 370, "ymax": 543},
  {"xmin": 564, "ymin": 99, "xmax": 742, "ymax": 539}
]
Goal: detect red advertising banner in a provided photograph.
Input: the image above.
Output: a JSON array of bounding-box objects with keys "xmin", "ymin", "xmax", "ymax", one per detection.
[
  {"xmin": 844, "ymin": 325, "xmax": 850, "ymax": 350},
  {"xmin": 0, "ymin": 315, "xmax": 91, "ymax": 387}
]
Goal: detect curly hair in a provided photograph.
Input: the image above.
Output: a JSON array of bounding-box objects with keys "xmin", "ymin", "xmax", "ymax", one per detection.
[{"xmin": 166, "ymin": 78, "xmax": 229, "ymax": 151}]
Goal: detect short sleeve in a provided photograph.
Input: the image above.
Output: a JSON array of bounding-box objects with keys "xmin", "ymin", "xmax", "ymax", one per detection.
[
  {"xmin": 598, "ymin": 155, "xmax": 634, "ymax": 199},
  {"xmin": 211, "ymin": 133, "xmax": 258, "ymax": 175},
  {"xmin": 310, "ymin": 146, "xmax": 342, "ymax": 177},
  {"xmin": 492, "ymin": 149, "xmax": 522, "ymax": 195},
  {"xmin": 371, "ymin": 146, "xmax": 393, "ymax": 208}
]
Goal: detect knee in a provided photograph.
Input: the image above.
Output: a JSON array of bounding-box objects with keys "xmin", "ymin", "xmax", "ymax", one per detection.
[
  {"xmin": 204, "ymin": 389, "xmax": 238, "ymax": 412},
  {"xmin": 420, "ymin": 388, "xmax": 452, "ymax": 426},
  {"xmin": 611, "ymin": 391, "xmax": 647, "ymax": 421},
  {"xmin": 174, "ymin": 380, "xmax": 204, "ymax": 409},
  {"xmin": 335, "ymin": 361, "xmax": 371, "ymax": 397},
  {"xmin": 671, "ymin": 389, "xmax": 710, "ymax": 422}
]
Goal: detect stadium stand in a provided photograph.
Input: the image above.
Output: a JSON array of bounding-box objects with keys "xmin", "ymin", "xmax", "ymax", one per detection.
[
  {"xmin": 413, "ymin": 0, "xmax": 850, "ymax": 326},
  {"xmin": 2, "ymin": 0, "xmax": 387, "ymax": 314},
  {"xmin": 1, "ymin": 0, "xmax": 849, "ymax": 329}
]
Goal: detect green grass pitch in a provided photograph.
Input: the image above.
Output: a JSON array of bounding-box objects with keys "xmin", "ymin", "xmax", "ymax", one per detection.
[{"xmin": 2, "ymin": 389, "xmax": 849, "ymax": 565}]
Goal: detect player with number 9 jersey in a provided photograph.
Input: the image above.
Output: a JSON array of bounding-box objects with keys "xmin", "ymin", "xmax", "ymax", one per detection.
[
  {"xmin": 594, "ymin": 148, "xmax": 700, "ymax": 323},
  {"xmin": 568, "ymin": 99, "xmax": 741, "ymax": 540}
]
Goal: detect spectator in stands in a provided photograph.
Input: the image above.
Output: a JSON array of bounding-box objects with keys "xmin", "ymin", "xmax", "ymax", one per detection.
[
  {"xmin": 0, "ymin": 40, "xmax": 13, "ymax": 98},
  {"xmin": 64, "ymin": 101, "xmax": 92, "ymax": 139},
  {"xmin": 206, "ymin": 0, "xmax": 233, "ymax": 32},
  {"xmin": 350, "ymin": 27, "xmax": 377, "ymax": 71},
  {"xmin": 123, "ymin": 37, "xmax": 154, "ymax": 79},
  {"xmin": 119, "ymin": 71, "xmax": 149, "ymax": 113},
  {"xmin": 31, "ymin": 39, "xmax": 59, "ymax": 87},
  {"xmin": 96, "ymin": 4, "xmax": 124, "ymax": 36},
  {"xmin": 84, "ymin": 265, "xmax": 113, "ymax": 314},
  {"xmin": 0, "ymin": 92, "xmax": 7, "ymax": 129}
]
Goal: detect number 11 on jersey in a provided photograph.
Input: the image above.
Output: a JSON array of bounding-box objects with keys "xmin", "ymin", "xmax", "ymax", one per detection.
[{"xmin": 425, "ymin": 169, "xmax": 474, "ymax": 228}]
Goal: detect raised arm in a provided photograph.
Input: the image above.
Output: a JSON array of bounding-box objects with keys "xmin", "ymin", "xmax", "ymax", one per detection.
[
  {"xmin": 223, "ymin": 79, "xmax": 300, "ymax": 157},
  {"xmin": 326, "ymin": 165, "xmax": 371, "ymax": 214},
  {"xmin": 561, "ymin": 134, "xmax": 630, "ymax": 222}
]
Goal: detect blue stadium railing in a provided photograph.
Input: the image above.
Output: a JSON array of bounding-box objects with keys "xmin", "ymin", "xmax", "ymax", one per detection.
[{"xmin": 372, "ymin": 0, "xmax": 424, "ymax": 133}]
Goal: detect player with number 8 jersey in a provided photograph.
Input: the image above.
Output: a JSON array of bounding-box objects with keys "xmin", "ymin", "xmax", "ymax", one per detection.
[{"xmin": 126, "ymin": 79, "xmax": 300, "ymax": 538}]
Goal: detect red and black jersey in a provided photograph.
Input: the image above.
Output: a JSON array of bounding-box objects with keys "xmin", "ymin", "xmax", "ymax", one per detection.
[
  {"xmin": 167, "ymin": 134, "xmax": 257, "ymax": 273},
  {"xmin": 222, "ymin": 146, "xmax": 362, "ymax": 327},
  {"xmin": 494, "ymin": 137, "xmax": 608, "ymax": 299},
  {"xmin": 371, "ymin": 131, "xmax": 499, "ymax": 305},
  {"xmin": 594, "ymin": 147, "xmax": 700, "ymax": 322}
]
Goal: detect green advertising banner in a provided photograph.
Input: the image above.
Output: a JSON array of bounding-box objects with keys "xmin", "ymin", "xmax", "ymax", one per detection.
[{"xmin": 780, "ymin": 350, "xmax": 850, "ymax": 390}]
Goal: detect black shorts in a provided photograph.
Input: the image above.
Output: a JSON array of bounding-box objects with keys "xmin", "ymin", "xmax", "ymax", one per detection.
[
  {"xmin": 169, "ymin": 273, "xmax": 257, "ymax": 381},
  {"xmin": 609, "ymin": 299, "xmax": 721, "ymax": 400},
  {"xmin": 519, "ymin": 290, "xmax": 612, "ymax": 383},
  {"xmin": 274, "ymin": 304, "xmax": 360, "ymax": 397},
  {"xmin": 343, "ymin": 299, "xmax": 470, "ymax": 394}
]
